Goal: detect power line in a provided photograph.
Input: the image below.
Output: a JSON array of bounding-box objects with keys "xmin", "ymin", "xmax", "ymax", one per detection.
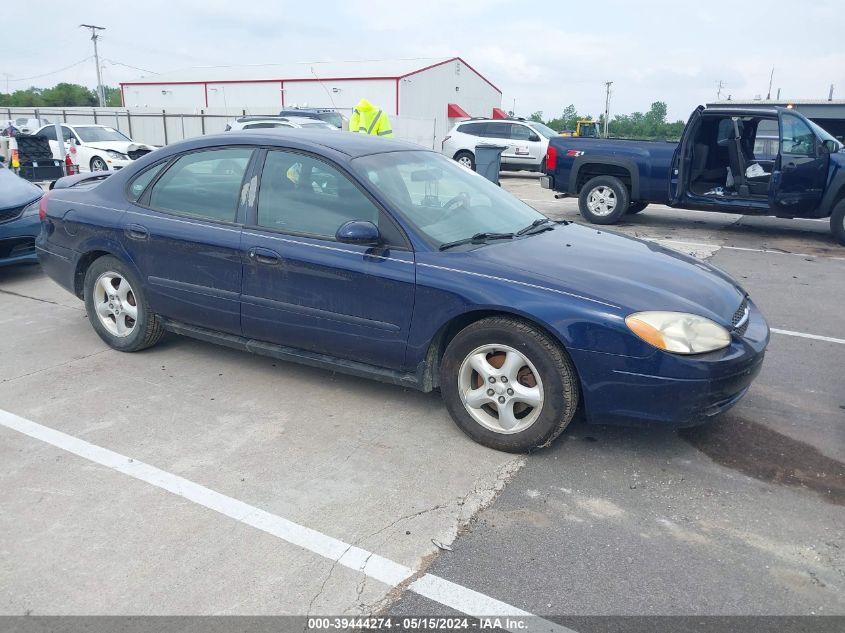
[
  {"xmin": 103, "ymin": 59, "xmax": 159, "ymax": 75},
  {"xmin": 4, "ymin": 56, "xmax": 93, "ymax": 83}
]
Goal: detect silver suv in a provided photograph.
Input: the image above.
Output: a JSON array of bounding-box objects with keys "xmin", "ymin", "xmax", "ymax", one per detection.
[{"xmin": 441, "ymin": 118, "xmax": 558, "ymax": 172}]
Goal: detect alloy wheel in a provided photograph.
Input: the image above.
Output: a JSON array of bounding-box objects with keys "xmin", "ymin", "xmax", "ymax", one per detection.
[
  {"xmin": 457, "ymin": 344, "xmax": 544, "ymax": 434},
  {"xmin": 587, "ymin": 185, "xmax": 617, "ymax": 216},
  {"xmin": 93, "ymin": 272, "xmax": 138, "ymax": 337}
]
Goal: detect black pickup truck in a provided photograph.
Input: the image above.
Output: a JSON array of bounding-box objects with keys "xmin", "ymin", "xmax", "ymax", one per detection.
[{"xmin": 541, "ymin": 105, "xmax": 845, "ymax": 245}]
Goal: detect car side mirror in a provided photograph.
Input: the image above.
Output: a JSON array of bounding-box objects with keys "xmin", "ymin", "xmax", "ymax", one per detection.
[
  {"xmin": 336, "ymin": 220, "xmax": 381, "ymax": 246},
  {"xmin": 822, "ymin": 139, "xmax": 838, "ymax": 154}
]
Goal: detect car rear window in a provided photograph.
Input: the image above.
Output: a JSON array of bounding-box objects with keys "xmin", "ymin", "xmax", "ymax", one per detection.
[
  {"xmin": 457, "ymin": 122, "xmax": 487, "ymax": 136},
  {"xmin": 127, "ymin": 161, "xmax": 167, "ymax": 202}
]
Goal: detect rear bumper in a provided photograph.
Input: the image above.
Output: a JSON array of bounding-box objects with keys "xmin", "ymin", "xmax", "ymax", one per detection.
[
  {"xmin": 35, "ymin": 231, "xmax": 77, "ymax": 294},
  {"xmin": 570, "ymin": 301, "xmax": 769, "ymax": 427}
]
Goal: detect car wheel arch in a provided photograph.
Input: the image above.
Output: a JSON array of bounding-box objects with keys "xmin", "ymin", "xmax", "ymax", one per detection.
[
  {"xmin": 73, "ymin": 246, "xmax": 141, "ymax": 299},
  {"xmin": 420, "ymin": 308, "xmax": 580, "ymax": 391}
]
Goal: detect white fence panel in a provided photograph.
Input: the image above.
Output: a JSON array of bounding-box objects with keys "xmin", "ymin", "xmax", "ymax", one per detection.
[{"xmin": 3, "ymin": 107, "xmax": 437, "ymax": 149}]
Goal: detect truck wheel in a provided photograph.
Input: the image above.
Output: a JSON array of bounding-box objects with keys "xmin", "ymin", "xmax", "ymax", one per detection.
[
  {"xmin": 831, "ymin": 199, "xmax": 845, "ymax": 246},
  {"xmin": 440, "ymin": 316, "xmax": 579, "ymax": 453},
  {"xmin": 628, "ymin": 202, "xmax": 648, "ymax": 214},
  {"xmin": 454, "ymin": 151, "xmax": 475, "ymax": 171},
  {"xmin": 579, "ymin": 175, "xmax": 630, "ymax": 224}
]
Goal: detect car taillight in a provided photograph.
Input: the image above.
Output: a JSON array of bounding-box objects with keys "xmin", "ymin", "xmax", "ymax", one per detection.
[
  {"xmin": 442, "ymin": 135, "xmax": 451, "ymax": 149},
  {"xmin": 545, "ymin": 145, "xmax": 557, "ymax": 171},
  {"xmin": 38, "ymin": 195, "xmax": 49, "ymax": 221}
]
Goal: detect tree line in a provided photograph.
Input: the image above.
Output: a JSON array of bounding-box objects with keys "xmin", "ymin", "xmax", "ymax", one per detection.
[
  {"xmin": 529, "ymin": 101, "xmax": 686, "ymax": 140},
  {"xmin": 0, "ymin": 83, "xmax": 122, "ymax": 108}
]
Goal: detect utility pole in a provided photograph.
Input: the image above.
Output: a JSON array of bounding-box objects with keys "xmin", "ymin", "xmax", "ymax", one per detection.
[
  {"xmin": 80, "ymin": 24, "xmax": 106, "ymax": 107},
  {"xmin": 2, "ymin": 73, "xmax": 10, "ymax": 95},
  {"xmin": 766, "ymin": 67, "xmax": 774, "ymax": 100},
  {"xmin": 717, "ymin": 80, "xmax": 726, "ymax": 100},
  {"xmin": 603, "ymin": 81, "xmax": 612, "ymax": 138}
]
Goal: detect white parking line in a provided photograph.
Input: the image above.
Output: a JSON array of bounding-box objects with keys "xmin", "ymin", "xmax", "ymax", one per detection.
[
  {"xmin": 771, "ymin": 328, "xmax": 845, "ymax": 345},
  {"xmin": 0, "ymin": 409, "xmax": 571, "ymax": 633}
]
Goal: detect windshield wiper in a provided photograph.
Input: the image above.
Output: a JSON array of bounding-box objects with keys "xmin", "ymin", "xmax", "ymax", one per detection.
[
  {"xmin": 516, "ymin": 217, "xmax": 555, "ymax": 236},
  {"xmin": 439, "ymin": 232, "xmax": 514, "ymax": 251}
]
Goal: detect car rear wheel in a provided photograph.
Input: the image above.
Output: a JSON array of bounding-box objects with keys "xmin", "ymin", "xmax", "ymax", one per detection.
[
  {"xmin": 440, "ymin": 316, "xmax": 579, "ymax": 452},
  {"xmin": 83, "ymin": 255, "xmax": 164, "ymax": 352},
  {"xmin": 454, "ymin": 151, "xmax": 475, "ymax": 171},
  {"xmin": 831, "ymin": 199, "xmax": 845, "ymax": 246},
  {"xmin": 90, "ymin": 157, "xmax": 108, "ymax": 172},
  {"xmin": 578, "ymin": 175, "xmax": 630, "ymax": 224},
  {"xmin": 628, "ymin": 202, "xmax": 648, "ymax": 214}
]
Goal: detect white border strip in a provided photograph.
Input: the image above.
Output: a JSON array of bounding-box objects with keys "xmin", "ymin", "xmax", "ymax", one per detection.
[
  {"xmin": 771, "ymin": 328, "xmax": 845, "ymax": 345},
  {"xmin": 0, "ymin": 409, "xmax": 573, "ymax": 633}
]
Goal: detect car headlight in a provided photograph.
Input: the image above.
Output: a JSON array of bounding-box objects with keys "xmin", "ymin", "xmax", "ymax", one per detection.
[
  {"xmin": 106, "ymin": 150, "xmax": 128, "ymax": 160},
  {"xmin": 21, "ymin": 198, "xmax": 41, "ymax": 217},
  {"xmin": 625, "ymin": 311, "xmax": 731, "ymax": 355}
]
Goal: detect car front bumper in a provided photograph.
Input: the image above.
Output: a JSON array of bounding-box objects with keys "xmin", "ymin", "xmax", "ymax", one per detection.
[
  {"xmin": 0, "ymin": 212, "xmax": 40, "ymax": 266},
  {"xmin": 569, "ymin": 300, "xmax": 769, "ymax": 427}
]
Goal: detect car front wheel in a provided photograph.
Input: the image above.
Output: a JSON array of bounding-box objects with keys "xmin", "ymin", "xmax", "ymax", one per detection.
[
  {"xmin": 90, "ymin": 157, "xmax": 108, "ymax": 172},
  {"xmin": 440, "ymin": 317, "xmax": 579, "ymax": 452},
  {"xmin": 831, "ymin": 199, "xmax": 845, "ymax": 246},
  {"xmin": 454, "ymin": 151, "xmax": 475, "ymax": 171},
  {"xmin": 83, "ymin": 255, "xmax": 164, "ymax": 352}
]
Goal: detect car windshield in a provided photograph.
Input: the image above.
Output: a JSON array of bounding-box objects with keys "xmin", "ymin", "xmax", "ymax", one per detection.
[
  {"xmin": 76, "ymin": 127, "xmax": 131, "ymax": 143},
  {"xmin": 351, "ymin": 151, "xmax": 546, "ymax": 248},
  {"xmin": 302, "ymin": 122, "xmax": 334, "ymax": 129},
  {"xmin": 317, "ymin": 112, "xmax": 343, "ymax": 128},
  {"xmin": 528, "ymin": 122, "xmax": 558, "ymax": 139}
]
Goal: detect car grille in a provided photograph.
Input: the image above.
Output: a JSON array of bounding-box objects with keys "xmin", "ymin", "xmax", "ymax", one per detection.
[
  {"xmin": 0, "ymin": 204, "xmax": 25, "ymax": 225},
  {"xmin": 127, "ymin": 149, "xmax": 152, "ymax": 160},
  {"xmin": 731, "ymin": 296, "xmax": 750, "ymax": 337}
]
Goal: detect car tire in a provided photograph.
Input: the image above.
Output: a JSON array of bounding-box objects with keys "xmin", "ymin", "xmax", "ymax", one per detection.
[
  {"xmin": 628, "ymin": 202, "xmax": 648, "ymax": 214},
  {"xmin": 83, "ymin": 255, "xmax": 164, "ymax": 352},
  {"xmin": 454, "ymin": 151, "xmax": 475, "ymax": 171},
  {"xmin": 440, "ymin": 316, "xmax": 579, "ymax": 453},
  {"xmin": 90, "ymin": 157, "xmax": 108, "ymax": 172},
  {"xmin": 831, "ymin": 199, "xmax": 845, "ymax": 246},
  {"xmin": 578, "ymin": 175, "xmax": 630, "ymax": 224}
]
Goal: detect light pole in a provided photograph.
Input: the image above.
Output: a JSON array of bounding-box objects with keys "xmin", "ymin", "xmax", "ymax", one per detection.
[
  {"xmin": 80, "ymin": 24, "xmax": 106, "ymax": 107},
  {"xmin": 603, "ymin": 81, "xmax": 613, "ymax": 138}
]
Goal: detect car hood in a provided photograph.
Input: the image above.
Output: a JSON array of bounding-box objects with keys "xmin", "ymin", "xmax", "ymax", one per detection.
[
  {"xmin": 468, "ymin": 223, "xmax": 745, "ymax": 324},
  {"xmin": 84, "ymin": 141, "xmax": 154, "ymax": 154},
  {"xmin": 0, "ymin": 166, "xmax": 43, "ymax": 209}
]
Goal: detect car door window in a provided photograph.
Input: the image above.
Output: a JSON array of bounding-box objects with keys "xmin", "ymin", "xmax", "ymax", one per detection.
[
  {"xmin": 485, "ymin": 123, "xmax": 511, "ymax": 140},
  {"xmin": 147, "ymin": 148, "xmax": 253, "ymax": 222},
  {"xmin": 256, "ymin": 150, "xmax": 404, "ymax": 245},
  {"xmin": 510, "ymin": 125, "xmax": 533, "ymax": 141},
  {"xmin": 61, "ymin": 126, "xmax": 76, "ymax": 143},
  {"xmin": 127, "ymin": 161, "xmax": 168, "ymax": 202},
  {"xmin": 753, "ymin": 119, "xmax": 779, "ymax": 160},
  {"xmin": 458, "ymin": 122, "xmax": 486, "ymax": 137},
  {"xmin": 781, "ymin": 114, "xmax": 816, "ymax": 156},
  {"xmin": 39, "ymin": 126, "xmax": 57, "ymax": 141}
]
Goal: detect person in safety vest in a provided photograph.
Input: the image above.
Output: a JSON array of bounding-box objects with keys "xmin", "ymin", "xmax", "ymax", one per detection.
[{"xmin": 349, "ymin": 99, "xmax": 394, "ymax": 138}]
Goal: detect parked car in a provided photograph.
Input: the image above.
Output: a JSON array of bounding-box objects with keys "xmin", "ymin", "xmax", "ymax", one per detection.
[
  {"xmin": 225, "ymin": 115, "xmax": 337, "ymax": 131},
  {"xmin": 36, "ymin": 131, "xmax": 769, "ymax": 452},
  {"xmin": 278, "ymin": 108, "xmax": 344, "ymax": 129},
  {"xmin": 442, "ymin": 118, "xmax": 559, "ymax": 172},
  {"xmin": 541, "ymin": 105, "xmax": 845, "ymax": 245},
  {"xmin": 15, "ymin": 117, "xmax": 52, "ymax": 135},
  {"xmin": 0, "ymin": 159, "xmax": 43, "ymax": 266},
  {"xmin": 35, "ymin": 123, "xmax": 156, "ymax": 172}
]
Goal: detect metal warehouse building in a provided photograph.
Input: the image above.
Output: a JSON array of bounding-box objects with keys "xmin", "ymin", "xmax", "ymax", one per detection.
[{"xmin": 120, "ymin": 57, "xmax": 502, "ymax": 143}]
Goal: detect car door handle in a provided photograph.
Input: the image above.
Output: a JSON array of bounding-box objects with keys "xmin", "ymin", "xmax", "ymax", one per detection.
[
  {"xmin": 124, "ymin": 224, "xmax": 149, "ymax": 241},
  {"xmin": 248, "ymin": 247, "xmax": 281, "ymax": 265}
]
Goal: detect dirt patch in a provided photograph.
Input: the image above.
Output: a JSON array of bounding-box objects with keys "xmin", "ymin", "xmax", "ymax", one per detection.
[{"xmin": 680, "ymin": 416, "xmax": 845, "ymax": 506}]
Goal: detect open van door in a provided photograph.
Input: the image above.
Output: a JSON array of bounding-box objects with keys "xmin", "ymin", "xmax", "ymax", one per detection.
[
  {"xmin": 669, "ymin": 106, "xmax": 704, "ymax": 205},
  {"xmin": 769, "ymin": 110, "xmax": 829, "ymax": 216}
]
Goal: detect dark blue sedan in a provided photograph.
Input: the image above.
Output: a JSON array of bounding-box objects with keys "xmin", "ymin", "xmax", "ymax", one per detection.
[
  {"xmin": 36, "ymin": 131, "xmax": 769, "ymax": 452},
  {"xmin": 0, "ymin": 162, "xmax": 43, "ymax": 266}
]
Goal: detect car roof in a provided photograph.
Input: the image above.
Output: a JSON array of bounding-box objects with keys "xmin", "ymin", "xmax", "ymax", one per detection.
[
  {"xmin": 190, "ymin": 129, "xmax": 423, "ymax": 157},
  {"xmin": 703, "ymin": 106, "xmax": 782, "ymax": 116}
]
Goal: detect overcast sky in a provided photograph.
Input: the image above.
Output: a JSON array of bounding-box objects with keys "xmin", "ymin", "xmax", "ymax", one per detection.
[{"xmin": 5, "ymin": 0, "xmax": 844, "ymax": 121}]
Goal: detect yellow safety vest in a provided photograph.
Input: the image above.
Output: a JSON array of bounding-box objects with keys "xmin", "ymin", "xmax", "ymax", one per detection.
[{"xmin": 350, "ymin": 100, "xmax": 394, "ymax": 138}]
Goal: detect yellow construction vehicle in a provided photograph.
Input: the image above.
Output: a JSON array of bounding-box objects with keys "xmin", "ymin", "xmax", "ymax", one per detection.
[{"xmin": 560, "ymin": 120, "xmax": 601, "ymax": 137}]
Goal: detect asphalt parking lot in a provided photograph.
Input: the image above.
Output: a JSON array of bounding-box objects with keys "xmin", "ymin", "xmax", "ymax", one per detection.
[{"xmin": 1, "ymin": 174, "xmax": 843, "ymax": 625}]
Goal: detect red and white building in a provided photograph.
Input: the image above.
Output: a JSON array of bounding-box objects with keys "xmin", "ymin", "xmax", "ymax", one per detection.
[{"xmin": 120, "ymin": 57, "xmax": 502, "ymax": 140}]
